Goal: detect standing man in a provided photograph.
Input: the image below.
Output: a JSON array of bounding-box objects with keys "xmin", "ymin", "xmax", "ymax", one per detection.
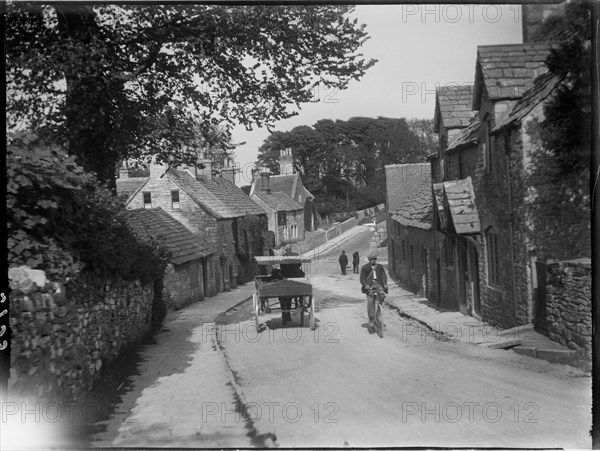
[
  {"xmin": 360, "ymin": 250, "xmax": 388, "ymax": 333},
  {"xmin": 352, "ymin": 251, "xmax": 360, "ymax": 273},
  {"xmin": 338, "ymin": 250, "xmax": 349, "ymax": 275}
]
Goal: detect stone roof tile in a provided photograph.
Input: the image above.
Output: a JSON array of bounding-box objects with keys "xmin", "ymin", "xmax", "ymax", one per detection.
[
  {"xmin": 493, "ymin": 72, "xmax": 563, "ymax": 132},
  {"xmin": 169, "ymin": 170, "xmax": 265, "ymax": 218},
  {"xmin": 391, "ymin": 177, "xmax": 433, "ymax": 230},
  {"xmin": 254, "ymin": 192, "xmax": 303, "ymax": 212},
  {"xmin": 125, "ymin": 208, "xmax": 213, "ymax": 265},
  {"xmin": 474, "ymin": 42, "xmax": 558, "ymax": 107},
  {"xmin": 434, "ymin": 85, "xmax": 476, "ymax": 132}
]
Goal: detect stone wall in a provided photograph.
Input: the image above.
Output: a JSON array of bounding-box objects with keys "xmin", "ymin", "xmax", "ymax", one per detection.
[
  {"xmin": 391, "ymin": 226, "xmax": 435, "ymax": 298},
  {"xmin": 546, "ymin": 259, "xmax": 592, "ymax": 359},
  {"xmin": 163, "ymin": 261, "xmax": 205, "ymax": 309},
  {"xmin": 8, "ymin": 266, "xmax": 154, "ymax": 404}
]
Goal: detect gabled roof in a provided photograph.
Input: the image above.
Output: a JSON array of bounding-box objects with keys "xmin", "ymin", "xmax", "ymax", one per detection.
[
  {"xmin": 434, "ymin": 85, "xmax": 476, "ymax": 133},
  {"xmin": 391, "ymin": 177, "xmax": 433, "ymax": 230},
  {"xmin": 125, "ymin": 208, "xmax": 213, "ymax": 265},
  {"xmin": 116, "ymin": 178, "xmax": 147, "ymax": 199},
  {"xmin": 168, "ymin": 169, "xmax": 265, "ymax": 219},
  {"xmin": 433, "ymin": 178, "xmax": 480, "ymax": 235},
  {"xmin": 473, "ymin": 43, "xmax": 557, "ymax": 109},
  {"xmin": 446, "ymin": 113, "xmax": 480, "ymax": 153},
  {"xmin": 493, "ymin": 72, "xmax": 563, "ymax": 133},
  {"xmin": 251, "ymin": 172, "xmax": 314, "ymax": 200},
  {"xmin": 253, "ymin": 191, "xmax": 303, "ymax": 212},
  {"xmin": 385, "ymin": 163, "xmax": 430, "ymax": 213}
]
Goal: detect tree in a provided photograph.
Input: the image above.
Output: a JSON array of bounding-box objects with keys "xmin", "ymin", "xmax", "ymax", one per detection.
[
  {"xmin": 256, "ymin": 116, "xmax": 436, "ymax": 211},
  {"xmin": 6, "ymin": 4, "xmax": 377, "ymax": 189},
  {"xmin": 524, "ymin": 2, "xmax": 592, "ymax": 260}
]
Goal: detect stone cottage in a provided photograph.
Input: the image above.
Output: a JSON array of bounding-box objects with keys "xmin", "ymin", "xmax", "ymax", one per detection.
[
  {"xmin": 385, "ymin": 163, "xmax": 435, "ymax": 296},
  {"xmin": 125, "ymin": 207, "xmax": 213, "ymax": 309},
  {"xmin": 428, "ymin": 85, "xmax": 482, "ymax": 314},
  {"xmin": 117, "ymin": 152, "xmax": 270, "ymax": 295},
  {"xmin": 250, "ymin": 167, "xmax": 304, "ymax": 246},
  {"xmin": 386, "ymin": 164, "xmax": 434, "ymax": 298},
  {"xmin": 250, "ymin": 148, "xmax": 317, "ymax": 236}
]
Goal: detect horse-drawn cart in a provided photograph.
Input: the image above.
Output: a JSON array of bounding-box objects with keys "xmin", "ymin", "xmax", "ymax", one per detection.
[{"xmin": 253, "ymin": 256, "xmax": 315, "ymax": 331}]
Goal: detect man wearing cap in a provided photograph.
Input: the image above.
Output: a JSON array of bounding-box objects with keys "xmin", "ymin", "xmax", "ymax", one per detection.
[{"xmin": 360, "ymin": 250, "xmax": 388, "ymax": 333}]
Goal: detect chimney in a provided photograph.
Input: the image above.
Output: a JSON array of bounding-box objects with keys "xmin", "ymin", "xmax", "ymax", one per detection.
[
  {"xmin": 222, "ymin": 157, "xmax": 236, "ymax": 184},
  {"xmin": 279, "ymin": 148, "xmax": 294, "ymax": 176},
  {"xmin": 118, "ymin": 160, "xmax": 129, "ymax": 180},
  {"xmin": 259, "ymin": 166, "xmax": 271, "ymax": 194},
  {"xmin": 197, "ymin": 151, "xmax": 213, "ymax": 181}
]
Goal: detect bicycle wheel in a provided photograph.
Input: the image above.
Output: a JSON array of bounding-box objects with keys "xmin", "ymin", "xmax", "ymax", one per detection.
[{"xmin": 375, "ymin": 302, "xmax": 383, "ymax": 338}]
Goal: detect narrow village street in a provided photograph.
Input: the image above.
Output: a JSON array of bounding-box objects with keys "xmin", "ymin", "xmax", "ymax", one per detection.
[
  {"xmin": 215, "ymin": 228, "xmax": 592, "ymax": 448},
  {"xmin": 5, "ymin": 4, "xmax": 596, "ymax": 451}
]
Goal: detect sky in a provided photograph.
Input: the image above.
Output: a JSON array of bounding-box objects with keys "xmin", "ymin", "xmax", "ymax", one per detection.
[{"xmin": 232, "ymin": 4, "xmax": 523, "ymax": 186}]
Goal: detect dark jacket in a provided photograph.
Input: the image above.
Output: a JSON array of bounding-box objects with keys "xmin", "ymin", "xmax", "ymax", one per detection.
[
  {"xmin": 338, "ymin": 253, "xmax": 348, "ymax": 266},
  {"xmin": 352, "ymin": 252, "xmax": 360, "ymax": 265},
  {"xmin": 359, "ymin": 262, "xmax": 388, "ymax": 293}
]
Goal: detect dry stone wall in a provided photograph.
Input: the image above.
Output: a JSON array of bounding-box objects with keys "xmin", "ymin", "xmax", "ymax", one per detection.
[
  {"xmin": 546, "ymin": 259, "xmax": 592, "ymax": 359},
  {"xmin": 8, "ymin": 266, "xmax": 153, "ymax": 404}
]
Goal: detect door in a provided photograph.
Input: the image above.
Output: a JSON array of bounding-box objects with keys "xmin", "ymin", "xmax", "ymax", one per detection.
[
  {"xmin": 457, "ymin": 238, "xmax": 468, "ymax": 314},
  {"xmin": 534, "ymin": 261, "xmax": 549, "ymax": 334},
  {"xmin": 436, "ymin": 258, "xmax": 442, "ymax": 306},
  {"xmin": 468, "ymin": 240, "xmax": 481, "ymax": 317},
  {"xmin": 421, "ymin": 247, "xmax": 429, "ymax": 298}
]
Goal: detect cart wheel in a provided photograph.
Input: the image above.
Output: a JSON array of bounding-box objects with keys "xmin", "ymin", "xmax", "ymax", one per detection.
[
  {"xmin": 253, "ymin": 294, "xmax": 260, "ymax": 330},
  {"xmin": 309, "ymin": 295, "xmax": 315, "ymax": 330}
]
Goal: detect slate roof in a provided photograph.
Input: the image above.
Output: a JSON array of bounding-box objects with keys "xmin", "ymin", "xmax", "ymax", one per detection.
[
  {"xmin": 251, "ymin": 173, "xmax": 314, "ymax": 200},
  {"xmin": 474, "ymin": 43, "xmax": 557, "ymax": 109},
  {"xmin": 433, "ymin": 178, "xmax": 480, "ymax": 235},
  {"xmin": 446, "ymin": 114, "xmax": 480, "ymax": 152},
  {"xmin": 253, "ymin": 191, "xmax": 303, "ymax": 212},
  {"xmin": 168, "ymin": 169, "xmax": 266, "ymax": 219},
  {"xmin": 125, "ymin": 208, "xmax": 212, "ymax": 265},
  {"xmin": 391, "ymin": 177, "xmax": 433, "ymax": 230},
  {"xmin": 493, "ymin": 72, "xmax": 563, "ymax": 133},
  {"xmin": 385, "ymin": 163, "xmax": 430, "ymax": 213},
  {"xmin": 434, "ymin": 85, "xmax": 476, "ymax": 132},
  {"xmin": 116, "ymin": 178, "xmax": 147, "ymax": 198}
]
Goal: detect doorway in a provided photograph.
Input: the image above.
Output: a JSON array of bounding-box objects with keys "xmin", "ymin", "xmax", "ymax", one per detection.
[{"xmin": 468, "ymin": 240, "xmax": 481, "ymax": 317}]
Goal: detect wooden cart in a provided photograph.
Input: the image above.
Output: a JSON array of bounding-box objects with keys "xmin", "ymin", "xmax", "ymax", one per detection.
[{"xmin": 253, "ymin": 256, "xmax": 315, "ymax": 331}]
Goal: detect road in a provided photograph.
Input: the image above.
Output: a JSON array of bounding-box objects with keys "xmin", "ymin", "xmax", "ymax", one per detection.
[{"xmin": 217, "ymin": 226, "xmax": 592, "ymax": 448}]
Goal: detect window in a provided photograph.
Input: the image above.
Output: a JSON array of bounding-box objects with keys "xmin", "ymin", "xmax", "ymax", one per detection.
[
  {"xmin": 293, "ymin": 210, "xmax": 297, "ymax": 218},
  {"xmin": 444, "ymin": 236, "xmax": 455, "ymax": 267},
  {"xmin": 278, "ymin": 212, "xmax": 287, "ymax": 226},
  {"xmin": 283, "ymin": 226, "xmax": 288, "ymax": 239},
  {"xmin": 143, "ymin": 191, "xmax": 152, "ymax": 209},
  {"xmin": 171, "ymin": 190, "xmax": 180, "ymax": 210},
  {"xmin": 409, "ymin": 244, "xmax": 414, "ymax": 269},
  {"xmin": 401, "ymin": 239, "xmax": 406, "ymax": 263},
  {"xmin": 486, "ymin": 229, "xmax": 500, "ymax": 286}
]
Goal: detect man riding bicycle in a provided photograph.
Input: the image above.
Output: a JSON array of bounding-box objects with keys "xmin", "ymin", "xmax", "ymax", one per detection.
[{"xmin": 359, "ymin": 249, "xmax": 388, "ymax": 334}]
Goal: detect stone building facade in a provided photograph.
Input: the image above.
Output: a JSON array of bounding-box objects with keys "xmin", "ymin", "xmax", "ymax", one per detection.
[
  {"xmin": 251, "ymin": 179, "xmax": 305, "ymax": 246},
  {"xmin": 118, "ymin": 154, "xmax": 268, "ymax": 295},
  {"xmin": 385, "ymin": 164, "xmax": 438, "ymax": 300},
  {"xmin": 125, "ymin": 208, "xmax": 212, "ymax": 308},
  {"xmin": 250, "ymin": 148, "xmax": 317, "ymax": 235}
]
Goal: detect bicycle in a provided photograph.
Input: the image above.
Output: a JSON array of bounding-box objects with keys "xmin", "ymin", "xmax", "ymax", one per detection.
[{"xmin": 368, "ymin": 287, "xmax": 385, "ymax": 338}]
